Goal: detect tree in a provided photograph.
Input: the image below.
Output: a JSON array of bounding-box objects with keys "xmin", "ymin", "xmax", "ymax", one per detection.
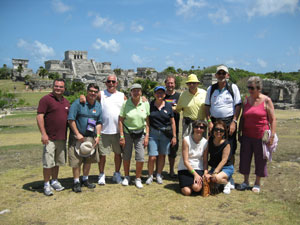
[
  {"xmin": 163, "ymin": 66, "xmax": 176, "ymax": 74},
  {"xmin": 17, "ymin": 64, "xmax": 23, "ymax": 78},
  {"xmin": 38, "ymin": 66, "xmax": 48, "ymax": 79},
  {"xmin": 175, "ymin": 76, "xmax": 182, "ymax": 89},
  {"xmin": 113, "ymin": 68, "xmax": 121, "ymax": 76},
  {"xmin": 0, "ymin": 64, "xmax": 11, "ymax": 79},
  {"xmin": 176, "ymin": 68, "xmax": 183, "ymax": 74},
  {"xmin": 130, "ymin": 78, "xmax": 158, "ymax": 100},
  {"xmin": 48, "ymin": 72, "xmax": 60, "ymax": 80},
  {"xmin": 0, "ymin": 90, "xmax": 25, "ymax": 111}
]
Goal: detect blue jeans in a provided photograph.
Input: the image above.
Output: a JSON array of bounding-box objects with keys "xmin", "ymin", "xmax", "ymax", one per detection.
[
  {"xmin": 148, "ymin": 128, "xmax": 171, "ymax": 156},
  {"xmin": 210, "ymin": 165, "xmax": 234, "ymax": 179}
]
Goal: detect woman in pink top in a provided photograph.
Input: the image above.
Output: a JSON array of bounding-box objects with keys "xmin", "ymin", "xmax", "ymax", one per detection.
[{"xmin": 237, "ymin": 76, "xmax": 276, "ymax": 193}]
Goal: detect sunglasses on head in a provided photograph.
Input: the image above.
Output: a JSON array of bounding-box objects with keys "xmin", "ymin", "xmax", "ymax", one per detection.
[
  {"xmin": 214, "ymin": 128, "xmax": 225, "ymax": 133},
  {"xmin": 194, "ymin": 125, "xmax": 206, "ymax": 129},
  {"xmin": 247, "ymin": 86, "xmax": 255, "ymax": 90},
  {"xmin": 107, "ymin": 80, "xmax": 116, "ymax": 84}
]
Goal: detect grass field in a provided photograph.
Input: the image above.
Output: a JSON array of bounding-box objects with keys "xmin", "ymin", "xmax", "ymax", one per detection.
[{"xmin": 0, "ymin": 86, "xmax": 300, "ymax": 224}]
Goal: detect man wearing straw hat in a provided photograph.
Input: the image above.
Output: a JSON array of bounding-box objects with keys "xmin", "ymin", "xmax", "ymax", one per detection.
[{"xmin": 176, "ymin": 74, "xmax": 207, "ymax": 137}]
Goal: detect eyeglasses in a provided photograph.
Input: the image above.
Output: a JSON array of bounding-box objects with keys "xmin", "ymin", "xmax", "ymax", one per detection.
[
  {"xmin": 214, "ymin": 128, "xmax": 225, "ymax": 133},
  {"xmin": 247, "ymin": 86, "xmax": 255, "ymax": 90},
  {"xmin": 194, "ymin": 125, "xmax": 206, "ymax": 129},
  {"xmin": 217, "ymin": 72, "xmax": 227, "ymax": 76},
  {"xmin": 106, "ymin": 80, "xmax": 116, "ymax": 84},
  {"xmin": 88, "ymin": 89, "xmax": 98, "ymax": 94},
  {"xmin": 187, "ymin": 82, "xmax": 198, "ymax": 85}
]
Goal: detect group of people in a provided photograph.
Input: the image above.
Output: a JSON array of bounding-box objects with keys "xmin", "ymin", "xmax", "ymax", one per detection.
[{"xmin": 37, "ymin": 65, "xmax": 277, "ymax": 197}]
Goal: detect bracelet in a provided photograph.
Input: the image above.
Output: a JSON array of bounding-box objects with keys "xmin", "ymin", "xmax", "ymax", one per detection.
[
  {"xmin": 97, "ymin": 134, "xmax": 101, "ymax": 138},
  {"xmin": 207, "ymin": 119, "xmax": 212, "ymax": 123},
  {"xmin": 189, "ymin": 169, "xmax": 195, "ymax": 174},
  {"xmin": 120, "ymin": 135, "xmax": 124, "ymax": 138}
]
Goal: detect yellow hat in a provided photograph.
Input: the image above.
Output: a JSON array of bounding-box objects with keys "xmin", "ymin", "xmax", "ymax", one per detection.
[{"xmin": 186, "ymin": 74, "xmax": 200, "ymax": 83}]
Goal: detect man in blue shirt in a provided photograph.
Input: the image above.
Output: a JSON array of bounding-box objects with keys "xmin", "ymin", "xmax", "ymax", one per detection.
[{"xmin": 68, "ymin": 83, "xmax": 102, "ymax": 193}]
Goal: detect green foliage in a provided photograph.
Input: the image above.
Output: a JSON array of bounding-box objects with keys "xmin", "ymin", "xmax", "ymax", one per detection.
[
  {"xmin": 175, "ymin": 76, "xmax": 182, "ymax": 89},
  {"xmin": 163, "ymin": 66, "xmax": 176, "ymax": 74},
  {"xmin": 0, "ymin": 64, "xmax": 11, "ymax": 79},
  {"xmin": 64, "ymin": 80, "xmax": 86, "ymax": 104},
  {"xmin": 113, "ymin": 68, "xmax": 121, "ymax": 76},
  {"xmin": 0, "ymin": 90, "xmax": 26, "ymax": 110},
  {"xmin": 38, "ymin": 66, "xmax": 48, "ymax": 79},
  {"xmin": 48, "ymin": 72, "xmax": 60, "ymax": 80}
]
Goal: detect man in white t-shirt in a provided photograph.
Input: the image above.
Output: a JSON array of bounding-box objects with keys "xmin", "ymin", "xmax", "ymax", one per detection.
[
  {"xmin": 204, "ymin": 65, "xmax": 241, "ymax": 190},
  {"xmin": 97, "ymin": 75, "xmax": 127, "ymax": 185}
]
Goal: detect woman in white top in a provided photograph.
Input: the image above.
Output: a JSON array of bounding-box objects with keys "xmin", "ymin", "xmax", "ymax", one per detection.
[{"xmin": 178, "ymin": 120, "xmax": 208, "ymax": 196}]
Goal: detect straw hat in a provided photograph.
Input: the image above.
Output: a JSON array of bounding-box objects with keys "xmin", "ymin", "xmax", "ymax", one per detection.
[
  {"xmin": 186, "ymin": 74, "xmax": 200, "ymax": 83},
  {"xmin": 75, "ymin": 137, "xmax": 95, "ymax": 157}
]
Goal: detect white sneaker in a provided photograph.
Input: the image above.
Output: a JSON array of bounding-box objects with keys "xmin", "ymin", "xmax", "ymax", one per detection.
[
  {"xmin": 229, "ymin": 177, "xmax": 235, "ymax": 190},
  {"xmin": 156, "ymin": 174, "xmax": 163, "ymax": 184},
  {"xmin": 146, "ymin": 175, "xmax": 153, "ymax": 185},
  {"xmin": 122, "ymin": 176, "xmax": 130, "ymax": 186},
  {"xmin": 44, "ymin": 186, "xmax": 53, "ymax": 196},
  {"xmin": 223, "ymin": 182, "xmax": 231, "ymax": 194},
  {"xmin": 112, "ymin": 172, "xmax": 122, "ymax": 184},
  {"xmin": 135, "ymin": 178, "xmax": 143, "ymax": 189},
  {"xmin": 98, "ymin": 173, "xmax": 106, "ymax": 185}
]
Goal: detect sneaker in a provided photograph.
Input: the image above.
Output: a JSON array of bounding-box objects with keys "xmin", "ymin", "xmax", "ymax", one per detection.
[
  {"xmin": 98, "ymin": 173, "xmax": 106, "ymax": 185},
  {"xmin": 236, "ymin": 182, "xmax": 250, "ymax": 191},
  {"xmin": 51, "ymin": 181, "xmax": 65, "ymax": 191},
  {"xmin": 135, "ymin": 178, "xmax": 143, "ymax": 189},
  {"xmin": 146, "ymin": 175, "xmax": 153, "ymax": 185},
  {"xmin": 112, "ymin": 172, "xmax": 122, "ymax": 184},
  {"xmin": 229, "ymin": 177, "xmax": 235, "ymax": 190},
  {"xmin": 72, "ymin": 182, "xmax": 81, "ymax": 193},
  {"xmin": 223, "ymin": 182, "xmax": 231, "ymax": 194},
  {"xmin": 156, "ymin": 174, "xmax": 163, "ymax": 184},
  {"xmin": 44, "ymin": 186, "xmax": 53, "ymax": 196},
  {"xmin": 122, "ymin": 176, "xmax": 130, "ymax": 186},
  {"xmin": 82, "ymin": 180, "xmax": 96, "ymax": 189}
]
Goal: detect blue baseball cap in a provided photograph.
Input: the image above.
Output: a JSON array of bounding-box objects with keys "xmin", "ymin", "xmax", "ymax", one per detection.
[{"xmin": 154, "ymin": 86, "xmax": 166, "ymax": 92}]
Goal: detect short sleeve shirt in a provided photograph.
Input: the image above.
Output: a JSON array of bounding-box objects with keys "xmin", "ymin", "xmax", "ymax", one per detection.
[
  {"xmin": 37, "ymin": 93, "xmax": 70, "ymax": 141},
  {"xmin": 119, "ymin": 98, "xmax": 150, "ymax": 133},
  {"xmin": 176, "ymin": 88, "xmax": 206, "ymax": 120},
  {"xmin": 68, "ymin": 99, "xmax": 102, "ymax": 137},
  {"xmin": 205, "ymin": 83, "xmax": 241, "ymax": 118},
  {"xmin": 149, "ymin": 100, "xmax": 174, "ymax": 129},
  {"xmin": 165, "ymin": 92, "xmax": 180, "ymax": 132}
]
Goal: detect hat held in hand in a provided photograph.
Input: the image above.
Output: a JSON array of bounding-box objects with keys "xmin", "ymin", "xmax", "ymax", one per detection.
[{"xmin": 75, "ymin": 138, "xmax": 95, "ymax": 157}]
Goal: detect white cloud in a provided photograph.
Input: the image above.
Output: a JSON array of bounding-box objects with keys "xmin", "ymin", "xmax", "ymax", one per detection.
[
  {"xmin": 51, "ymin": 0, "xmax": 71, "ymax": 13},
  {"xmin": 257, "ymin": 58, "xmax": 267, "ymax": 68},
  {"xmin": 17, "ymin": 39, "xmax": 55, "ymax": 62},
  {"xmin": 91, "ymin": 14, "xmax": 124, "ymax": 34},
  {"xmin": 175, "ymin": 0, "xmax": 207, "ymax": 17},
  {"xmin": 208, "ymin": 8, "xmax": 231, "ymax": 24},
  {"xmin": 247, "ymin": 0, "xmax": 299, "ymax": 17},
  {"xmin": 131, "ymin": 54, "xmax": 143, "ymax": 64},
  {"xmin": 131, "ymin": 22, "xmax": 144, "ymax": 33},
  {"xmin": 92, "ymin": 39, "xmax": 120, "ymax": 53},
  {"xmin": 255, "ymin": 29, "xmax": 268, "ymax": 39}
]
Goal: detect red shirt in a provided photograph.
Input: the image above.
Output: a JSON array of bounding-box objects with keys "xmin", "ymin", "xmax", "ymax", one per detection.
[{"xmin": 37, "ymin": 93, "xmax": 70, "ymax": 141}]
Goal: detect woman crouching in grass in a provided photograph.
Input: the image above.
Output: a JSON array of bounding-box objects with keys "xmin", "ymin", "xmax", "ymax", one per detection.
[
  {"xmin": 177, "ymin": 120, "xmax": 208, "ymax": 196},
  {"xmin": 203, "ymin": 120, "xmax": 234, "ymax": 194}
]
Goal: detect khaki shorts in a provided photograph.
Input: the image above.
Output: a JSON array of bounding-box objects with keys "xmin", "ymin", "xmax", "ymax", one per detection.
[
  {"xmin": 99, "ymin": 133, "xmax": 122, "ymax": 155},
  {"xmin": 68, "ymin": 135, "xmax": 99, "ymax": 168},
  {"xmin": 123, "ymin": 133, "xmax": 145, "ymax": 162},
  {"xmin": 43, "ymin": 140, "xmax": 66, "ymax": 168}
]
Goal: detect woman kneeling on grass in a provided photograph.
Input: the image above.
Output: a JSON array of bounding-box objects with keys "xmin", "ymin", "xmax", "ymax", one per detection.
[
  {"xmin": 203, "ymin": 120, "xmax": 234, "ymax": 194},
  {"xmin": 178, "ymin": 120, "xmax": 208, "ymax": 196}
]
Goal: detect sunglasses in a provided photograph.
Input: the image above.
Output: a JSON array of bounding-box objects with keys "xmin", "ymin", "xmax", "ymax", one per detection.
[
  {"xmin": 88, "ymin": 89, "xmax": 98, "ymax": 94},
  {"xmin": 217, "ymin": 72, "xmax": 227, "ymax": 76},
  {"xmin": 194, "ymin": 125, "xmax": 206, "ymax": 129},
  {"xmin": 106, "ymin": 80, "xmax": 116, "ymax": 84},
  {"xmin": 247, "ymin": 86, "xmax": 255, "ymax": 90},
  {"xmin": 214, "ymin": 128, "xmax": 225, "ymax": 133}
]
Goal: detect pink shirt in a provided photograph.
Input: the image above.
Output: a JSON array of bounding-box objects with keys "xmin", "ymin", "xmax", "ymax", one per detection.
[{"xmin": 242, "ymin": 98, "xmax": 269, "ymax": 139}]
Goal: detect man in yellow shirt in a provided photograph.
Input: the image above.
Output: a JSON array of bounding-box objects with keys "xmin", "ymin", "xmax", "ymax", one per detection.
[{"xmin": 176, "ymin": 74, "xmax": 206, "ymax": 137}]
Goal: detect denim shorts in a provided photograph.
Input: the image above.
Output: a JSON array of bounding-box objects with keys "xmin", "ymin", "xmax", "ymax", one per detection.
[
  {"xmin": 148, "ymin": 128, "xmax": 171, "ymax": 156},
  {"xmin": 210, "ymin": 165, "xmax": 234, "ymax": 179}
]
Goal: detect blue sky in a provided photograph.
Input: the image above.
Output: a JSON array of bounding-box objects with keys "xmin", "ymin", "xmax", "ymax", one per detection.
[{"xmin": 1, "ymin": 0, "xmax": 300, "ymax": 73}]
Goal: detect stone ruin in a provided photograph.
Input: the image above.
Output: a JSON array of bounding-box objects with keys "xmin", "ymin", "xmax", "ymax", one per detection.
[
  {"xmin": 11, "ymin": 59, "xmax": 34, "ymax": 80},
  {"xmin": 202, "ymin": 74, "xmax": 300, "ymax": 109}
]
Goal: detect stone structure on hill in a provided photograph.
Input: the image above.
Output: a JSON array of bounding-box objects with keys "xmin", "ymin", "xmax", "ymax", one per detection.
[{"xmin": 11, "ymin": 59, "xmax": 34, "ymax": 80}]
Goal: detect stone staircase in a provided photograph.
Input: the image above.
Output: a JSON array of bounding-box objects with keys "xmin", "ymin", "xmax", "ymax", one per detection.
[{"xmin": 74, "ymin": 60, "xmax": 96, "ymax": 77}]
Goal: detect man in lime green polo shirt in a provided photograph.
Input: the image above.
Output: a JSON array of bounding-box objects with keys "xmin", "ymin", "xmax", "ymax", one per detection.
[{"xmin": 176, "ymin": 74, "xmax": 207, "ymax": 137}]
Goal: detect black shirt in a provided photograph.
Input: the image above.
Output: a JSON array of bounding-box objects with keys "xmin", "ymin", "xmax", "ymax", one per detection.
[
  {"xmin": 165, "ymin": 92, "xmax": 180, "ymax": 133},
  {"xmin": 149, "ymin": 100, "xmax": 174, "ymax": 129},
  {"xmin": 208, "ymin": 137, "xmax": 232, "ymax": 168}
]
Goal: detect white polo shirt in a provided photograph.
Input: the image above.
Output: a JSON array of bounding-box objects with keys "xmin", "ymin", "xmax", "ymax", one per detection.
[
  {"xmin": 205, "ymin": 83, "xmax": 241, "ymax": 118},
  {"xmin": 100, "ymin": 89, "xmax": 125, "ymax": 134}
]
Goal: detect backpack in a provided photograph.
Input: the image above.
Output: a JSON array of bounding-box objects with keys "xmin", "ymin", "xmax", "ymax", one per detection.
[{"xmin": 208, "ymin": 81, "xmax": 234, "ymax": 105}]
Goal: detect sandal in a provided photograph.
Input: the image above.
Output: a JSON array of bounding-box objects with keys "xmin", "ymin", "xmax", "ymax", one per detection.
[
  {"xmin": 236, "ymin": 182, "xmax": 249, "ymax": 191},
  {"xmin": 252, "ymin": 185, "xmax": 260, "ymax": 193}
]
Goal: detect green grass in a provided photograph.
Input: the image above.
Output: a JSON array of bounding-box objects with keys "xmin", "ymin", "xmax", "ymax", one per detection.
[{"xmin": 0, "ymin": 110, "xmax": 299, "ymax": 224}]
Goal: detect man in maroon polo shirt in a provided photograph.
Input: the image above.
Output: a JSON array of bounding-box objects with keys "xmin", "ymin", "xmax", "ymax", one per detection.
[{"xmin": 37, "ymin": 79, "xmax": 70, "ymax": 196}]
